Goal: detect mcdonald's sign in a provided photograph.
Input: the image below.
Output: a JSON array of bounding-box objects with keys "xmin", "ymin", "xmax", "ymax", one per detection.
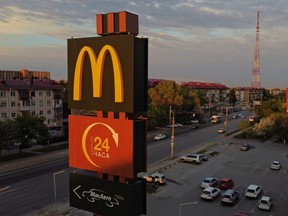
[{"xmin": 68, "ymin": 34, "xmax": 148, "ymax": 113}]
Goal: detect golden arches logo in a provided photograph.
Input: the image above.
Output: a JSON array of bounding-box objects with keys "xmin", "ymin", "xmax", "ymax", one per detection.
[{"xmin": 73, "ymin": 45, "xmax": 124, "ymax": 102}]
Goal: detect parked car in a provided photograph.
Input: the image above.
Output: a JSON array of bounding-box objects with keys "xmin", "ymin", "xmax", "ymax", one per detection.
[
  {"xmin": 258, "ymin": 196, "xmax": 272, "ymax": 211},
  {"xmin": 153, "ymin": 134, "xmax": 166, "ymax": 141},
  {"xmin": 245, "ymin": 184, "xmax": 262, "ymax": 198},
  {"xmin": 191, "ymin": 123, "xmax": 199, "ymax": 129},
  {"xmin": 219, "ymin": 178, "xmax": 234, "ymax": 190},
  {"xmin": 241, "ymin": 144, "xmax": 251, "ymax": 151},
  {"xmin": 270, "ymin": 161, "xmax": 281, "ymax": 170},
  {"xmin": 199, "ymin": 154, "xmax": 209, "ymax": 161},
  {"xmin": 142, "ymin": 172, "xmax": 167, "ymax": 185},
  {"xmin": 180, "ymin": 154, "xmax": 202, "ymax": 164},
  {"xmin": 221, "ymin": 189, "xmax": 240, "ymax": 205},
  {"xmin": 232, "ymin": 114, "xmax": 238, "ymax": 119},
  {"xmin": 218, "ymin": 128, "xmax": 226, "ymax": 134},
  {"xmin": 201, "ymin": 177, "xmax": 219, "ymax": 188},
  {"xmin": 201, "ymin": 187, "xmax": 221, "ymax": 200}
]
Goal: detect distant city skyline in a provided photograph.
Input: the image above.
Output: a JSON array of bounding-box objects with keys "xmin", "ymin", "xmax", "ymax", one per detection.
[{"xmin": 0, "ymin": 0, "xmax": 287, "ymax": 88}]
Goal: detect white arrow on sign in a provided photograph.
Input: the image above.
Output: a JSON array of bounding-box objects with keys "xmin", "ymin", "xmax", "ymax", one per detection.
[{"xmin": 73, "ymin": 185, "xmax": 82, "ymax": 199}]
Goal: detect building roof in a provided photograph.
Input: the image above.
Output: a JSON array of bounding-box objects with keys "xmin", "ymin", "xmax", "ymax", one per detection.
[{"xmin": 0, "ymin": 79, "xmax": 62, "ymax": 90}]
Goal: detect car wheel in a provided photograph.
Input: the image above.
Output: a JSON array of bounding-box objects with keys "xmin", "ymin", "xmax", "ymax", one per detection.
[{"xmin": 181, "ymin": 159, "xmax": 185, "ymax": 162}]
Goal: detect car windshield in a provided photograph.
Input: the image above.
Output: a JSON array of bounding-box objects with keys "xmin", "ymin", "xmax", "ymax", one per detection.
[
  {"xmin": 260, "ymin": 200, "xmax": 269, "ymax": 204},
  {"xmin": 247, "ymin": 189, "xmax": 255, "ymax": 193},
  {"xmin": 202, "ymin": 190, "xmax": 211, "ymax": 195},
  {"xmin": 203, "ymin": 179, "xmax": 211, "ymax": 183},
  {"xmin": 223, "ymin": 194, "xmax": 231, "ymax": 198}
]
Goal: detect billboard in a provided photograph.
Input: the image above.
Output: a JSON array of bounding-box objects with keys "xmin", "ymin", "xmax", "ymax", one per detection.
[
  {"xmin": 69, "ymin": 114, "xmax": 146, "ymax": 178},
  {"xmin": 67, "ymin": 34, "xmax": 148, "ymax": 113},
  {"xmin": 70, "ymin": 172, "xmax": 146, "ymax": 216}
]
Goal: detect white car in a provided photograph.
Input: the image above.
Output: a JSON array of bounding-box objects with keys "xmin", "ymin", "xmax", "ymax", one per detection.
[
  {"xmin": 270, "ymin": 161, "xmax": 281, "ymax": 170},
  {"xmin": 201, "ymin": 177, "xmax": 219, "ymax": 188},
  {"xmin": 201, "ymin": 187, "xmax": 221, "ymax": 200},
  {"xmin": 245, "ymin": 184, "xmax": 262, "ymax": 198},
  {"xmin": 153, "ymin": 134, "xmax": 166, "ymax": 141},
  {"xmin": 259, "ymin": 196, "xmax": 272, "ymax": 210}
]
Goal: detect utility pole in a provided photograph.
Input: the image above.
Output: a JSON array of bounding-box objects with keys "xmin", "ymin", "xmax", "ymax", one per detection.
[
  {"xmin": 225, "ymin": 106, "xmax": 228, "ymax": 129},
  {"xmin": 170, "ymin": 106, "xmax": 175, "ymax": 160}
]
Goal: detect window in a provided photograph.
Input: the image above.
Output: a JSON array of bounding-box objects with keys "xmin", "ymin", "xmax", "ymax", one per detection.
[
  {"xmin": 31, "ymin": 101, "xmax": 35, "ymax": 106},
  {"xmin": 39, "ymin": 91, "xmax": 43, "ymax": 97},
  {"xmin": 31, "ymin": 91, "xmax": 35, "ymax": 97},
  {"xmin": 23, "ymin": 100, "xmax": 30, "ymax": 106},
  {"xmin": 47, "ymin": 100, "xmax": 51, "ymax": 107},
  {"xmin": 11, "ymin": 112, "xmax": 16, "ymax": 118},
  {"xmin": 1, "ymin": 112, "xmax": 7, "ymax": 118},
  {"xmin": 11, "ymin": 102, "xmax": 16, "ymax": 107},
  {"xmin": 47, "ymin": 109, "xmax": 51, "ymax": 115},
  {"xmin": 39, "ymin": 110, "xmax": 44, "ymax": 115},
  {"xmin": 46, "ymin": 90, "xmax": 51, "ymax": 97},
  {"xmin": 31, "ymin": 111, "xmax": 36, "ymax": 116},
  {"xmin": 0, "ymin": 91, "xmax": 6, "ymax": 97},
  {"xmin": 39, "ymin": 100, "xmax": 44, "ymax": 107},
  {"xmin": 10, "ymin": 91, "xmax": 16, "ymax": 97},
  {"xmin": 0, "ymin": 102, "xmax": 7, "ymax": 107}
]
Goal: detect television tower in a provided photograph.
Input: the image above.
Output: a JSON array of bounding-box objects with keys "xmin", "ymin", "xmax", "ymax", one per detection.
[{"xmin": 251, "ymin": 10, "xmax": 260, "ymax": 88}]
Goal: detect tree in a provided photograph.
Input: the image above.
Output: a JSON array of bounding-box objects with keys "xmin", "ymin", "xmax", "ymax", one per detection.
[
  {"xmin": 228, "ymin": 88, "xmax": 237, "ymax": 106},
  {"xmin": 14, "ymin": 113, "xmax": 49, "ymax": 153},
  {"xmin": 148, "ymin": 81, "xmax": 200, "ymax": 127},
  {"xmin": 238, "ymin": 120, "xmax": 250, "ymax": 139},
  {"xmin": 0, "ymin": 119, "xmax": 17, "ymax": 157}
]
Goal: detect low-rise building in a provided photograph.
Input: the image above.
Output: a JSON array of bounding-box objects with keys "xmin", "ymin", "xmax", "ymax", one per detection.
[{"xmin": 0, "ymin": 78, "xmax": 63, "ymax": 129}]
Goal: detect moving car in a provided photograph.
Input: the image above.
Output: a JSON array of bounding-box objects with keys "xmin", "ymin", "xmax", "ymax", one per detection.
[
  {"xmin": 153, "ymin": 134, "xmax": 166, "ymax": 141},
  {"xmin": 201, "ymin": 187, "xmax": 221, "ymax": 200},
  {"xmin": 218, "ymin": 128, "xmax": 226, "ymax": 134},
  {"xmin": 201, "ymin": 177, "xmax": 219, "ymax": 188},
  {"xmin": 258, "ymin": 196, "xmax": 272, "ymax": 210},
  {"xmin": 219, "ymin": 178, "xmax": 234, "ymax": 190},
  {"xmin": 221, "ymin": 189, "xmax": 240, "ymax": 205},
  {"xmin": 245, "ymin": 184, "xmax": 262, "ymax": 198},
  {"xmin": 270, "ymin": 161, "xmax": 281, "ymax": 170}
]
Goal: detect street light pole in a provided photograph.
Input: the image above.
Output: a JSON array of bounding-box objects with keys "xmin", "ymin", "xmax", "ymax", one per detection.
[
  {"xmin": 170, "ymin": 106, "xmax": 175, "ymax": 160},
  {"xmin": 53, "ymin": 170, "xmax": 65, "ymax": 214}
]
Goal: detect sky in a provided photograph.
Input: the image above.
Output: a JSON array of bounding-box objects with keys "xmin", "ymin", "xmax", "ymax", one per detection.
[{"xmin": 0, "ymin": 0, "xmax": 287, "ymax": 88}]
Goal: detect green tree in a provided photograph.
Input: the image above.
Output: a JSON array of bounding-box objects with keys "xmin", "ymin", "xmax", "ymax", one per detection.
[
  {"xmin": 238, "ymin": 120, "xmax": 250, "ymax": 139},
  {"xmin": 14, "ymin": 113, "xmax": 49, "ymax": 153},
  {"xmin": 148, "ymin": 81, "xmax": 200, "ymax": 127},
  {"xmin": 0, "ymin": 119, "xmax": 17, "ymax": 157},
  {"xmin": 228, "ymin": 88, "xmax": 237, "ymax": 105}
]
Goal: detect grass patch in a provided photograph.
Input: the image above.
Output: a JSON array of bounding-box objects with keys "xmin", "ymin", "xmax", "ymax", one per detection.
[{"xmin": 209, "ymin": 151, "xmax": 219, "ymax": 157}]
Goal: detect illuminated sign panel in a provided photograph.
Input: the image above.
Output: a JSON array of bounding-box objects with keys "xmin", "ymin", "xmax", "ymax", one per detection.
[
  {"xmin": 70, "ymin": 172, "xmax": 146, "ymax": 216},
  {"xmin": 68, "ymin": 34, "xmax": 148, "ymax": 113},
  {"xmin": 69, "ymin": 115, "xmax": 146, "ymax": 178}
]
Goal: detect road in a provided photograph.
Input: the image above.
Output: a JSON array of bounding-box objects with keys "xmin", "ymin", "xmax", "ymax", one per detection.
[{"xmin": 0, "ymin": 111, "xmax": 251, "ymax": 216}]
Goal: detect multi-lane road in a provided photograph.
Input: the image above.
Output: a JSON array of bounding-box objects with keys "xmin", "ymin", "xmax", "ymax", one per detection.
[{"xmin": 0, "ymin": 111, "xmax": 252, "ymax": 215}]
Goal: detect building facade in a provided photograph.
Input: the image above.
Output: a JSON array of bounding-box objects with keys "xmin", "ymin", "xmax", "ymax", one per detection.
[{"xmin": 0, "ymin": 79, "xmax": 63, "ymax": 129}]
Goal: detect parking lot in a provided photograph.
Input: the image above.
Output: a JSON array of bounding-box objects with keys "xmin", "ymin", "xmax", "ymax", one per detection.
[{"xmin": 145, "ymin": 140, "xmax": 288, "ymax": 216}]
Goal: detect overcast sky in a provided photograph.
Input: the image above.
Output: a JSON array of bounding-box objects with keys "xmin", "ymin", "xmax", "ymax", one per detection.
[{"xmin": 0, "ymin": 0, "xmax": 287, "ymax": 88}]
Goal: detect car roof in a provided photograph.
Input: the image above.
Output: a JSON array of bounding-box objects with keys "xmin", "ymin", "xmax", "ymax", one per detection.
[
  {"xmin": 260, "ymin": 196, "xmax": 271, "ymax": 201},
  {"xmin": 272, "ymin": 161, "xmax": 280, "ymax": 163},
  {"xmin": 247, "ymin": 184, "xmax": 260, "ymax": 189},
  {"xmin": 203, "ymin": 186, "xmax": 217, "ymax": 192},
  {"xmin": 223, "ymin": 189, "xmax": 236, "ymax": 195}
]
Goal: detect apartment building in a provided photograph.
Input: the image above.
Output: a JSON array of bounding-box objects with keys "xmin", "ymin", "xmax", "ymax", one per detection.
[{"xmin": 0, "ymin": 79, "xmax": 63, "ymax": 129}]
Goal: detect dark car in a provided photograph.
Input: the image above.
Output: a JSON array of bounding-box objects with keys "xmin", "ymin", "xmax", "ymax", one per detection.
[
  {"xmin": 219, "ymin": 178, "xmax": 234, "ymax": 190},
  {"xmin": 221, "ymin": 189, "xmax": 240, "ymax": 205}
]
